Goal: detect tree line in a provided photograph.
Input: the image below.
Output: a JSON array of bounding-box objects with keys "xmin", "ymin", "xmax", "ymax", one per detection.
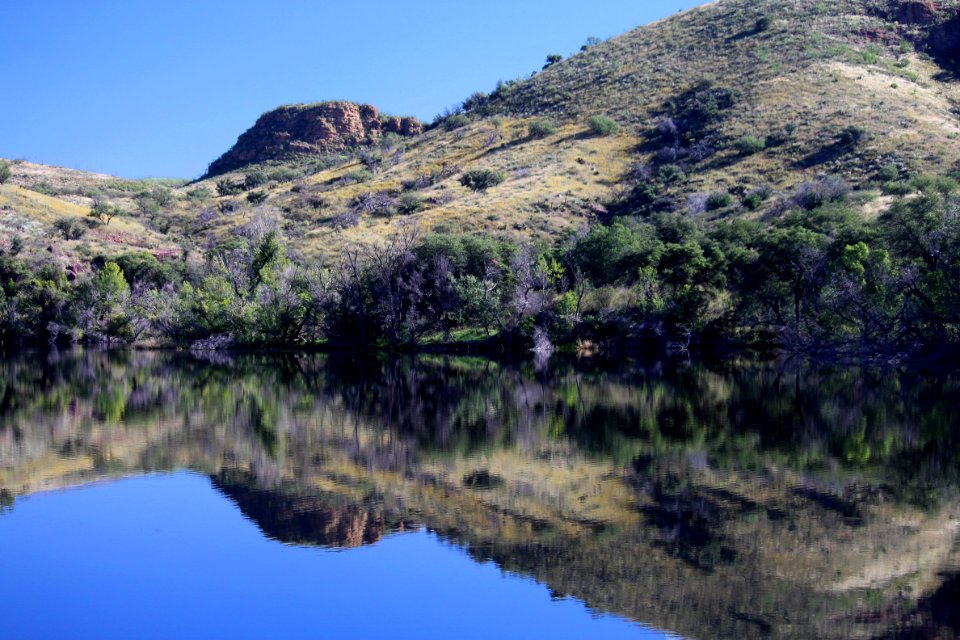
[{"xmin": 1, "ymin": 184, "xmax": 959, "ymax": 360}]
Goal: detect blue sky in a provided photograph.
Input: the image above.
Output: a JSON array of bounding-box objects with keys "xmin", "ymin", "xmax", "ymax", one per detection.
[{"xmin": 0, "ymin": 1, "xmax": 701, "ymax": 179}]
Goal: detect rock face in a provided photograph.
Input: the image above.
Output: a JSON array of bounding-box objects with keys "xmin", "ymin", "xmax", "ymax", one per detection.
[
  {"xmin": 206, "ymin": 101, "xmax": 422, "ymax": 177},
  {"xmin": 894, "ymin": 1, "xmax": 941, "ymax": 25}
]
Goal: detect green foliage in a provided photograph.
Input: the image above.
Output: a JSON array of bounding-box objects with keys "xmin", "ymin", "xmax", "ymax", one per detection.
[
  {"xmin": 459, "ymin": 169, "xmax": 506, "ymax": 192},
  {"xmin": 734, "ymin": 135, "xmax": 766, "ymax": 156},
  {"xmin": 89, "ymin": 201, "xmax": 124, "ymax": 225},
  {"xmin": 345, "ymin": 169, "xmax": 374, "ymax": 183},
  {"xmin": 247, "ymin": 190, "xmax": 268, "ymax": 205},
  {"xmin": 528, "ymin": 118, "xmax": 558, "ymax": 139},
  {"xmin": 443, "ymin": 114, "xmax": 471, "ymax": 131},
  {"xmin": 587, "ymin": 116, "xmax": 619, "ymax": 136},
  {"xmin": 658, "ymin": 164, "xmax": 686, "ymax": 184},
  {"xmin": 706, "ymin": 192, "xmax": 733, "ymax": 211},
  {"xmin": 53, "ymin": 217, "xmax": 88, "ymax": 240},
  {"xmin": 216, "ymin": 179, "xmax": 244, "ymax": 196},
  {"xmin": 755, "ymin": 16, "xmax": 773, "ymax": 32},
  {"xmin": 397, "ymin": 193, "xmax": 426, "ymax": 215},
  {"xmin": 244, "ymin": 170, "xmax": 268, "ymax": 190},
  {"xmin": 0, "ymin": 160, "xmax": 11, "ymax": 184},
  {"xmin": 544, "ymin": 54, "xmax": 563, "ymax": 69},
  {"xmin": 186, "ymin": 187, "xmax": 212, "ymax": 203}
]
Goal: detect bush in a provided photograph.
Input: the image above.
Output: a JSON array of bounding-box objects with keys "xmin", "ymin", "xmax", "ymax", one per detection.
[
  {"xmin": 528, "ymin": 119, "xmax": 558, "ymax": 139},
  {"xmin": 0, "ymin": 160, "xmax": 11, "ymax": 184},
  {"xmin": 53, "ymin": 217, "xmax": 88, "ymax": 240},
  {"xmin": 838, "ymin": 125, "xmax": 867, "ymax": 147},
  {"xmin": 742, "ymin": 187, "xmax": 771, "ymax": 211},
  {"xmin": 909, "ymin": 174, "xmax": 960, "ymax": 195},
  {"xmin": 734, "ymin": 135, "xmax": 766, "ymax": 156},
  {"xmin": 444, "ymin": 114, "xmax": 471, "ymax": 131},
  {"xmin": 658, "ymin": 164, "xmax": 686, "ymax": 184},
  {"xmin": 756, "ymin": 16, "xmax": 773, "ymax": 32},
  {"xmin": 216, "ymin": 179, "xmax": 244, "ymax": 196},
  {"xmin": 877, "ymin": 163, "xmax": 901, "ymax": 182},
  {"xmin": 186, "ymin": 187, "xmax": 212, "ymax": 203},
  {"xmin": 243, "ymin": 170, "xmax": 268, "ymax": 190},
  {"xmin": 587, "ymin": 116, "xmax": 619, "ymax": 136},
  {"xmin": 344, "ymin": 169, "xmax": 373, "ymax": 184},
  {"xmin": 397, "ymin": 193, "xmax": 426, "ymax": 215},
  {"xmin": 247, "ymin": 190, "xmax": 268, "ymax": 205},
  {"xmin": 882, "ymin": 181, "xmax": 913, "ymax": 196},
  {"xmin": 543, "ymin": 54, "xmax": 563, "ymax": 69},
  {"xmin": 459, "ymin": 169, "xmax": 506, "ymax": 192},
  {"xmin": 706, "ymin": 191, "xmax": 733, "ymax": 211}
]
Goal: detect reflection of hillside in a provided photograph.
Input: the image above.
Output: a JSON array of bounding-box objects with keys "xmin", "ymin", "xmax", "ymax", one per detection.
[{"xmin": 0, "ymin": 350, "xmax": 958, "ymax": 639}]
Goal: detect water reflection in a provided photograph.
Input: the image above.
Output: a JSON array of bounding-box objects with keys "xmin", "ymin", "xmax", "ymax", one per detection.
[{"xmin": 0, "ymin": 350, "xmax": 958, "ymax": 639}]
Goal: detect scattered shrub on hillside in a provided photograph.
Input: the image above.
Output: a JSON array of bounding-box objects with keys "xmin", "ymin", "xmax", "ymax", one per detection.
[
  {"xmin": 186, "ymin": 187, "xmax": 212, "ymax": 203},
  {"xmin": 150, "ymin": 186, "xmax": 174, "ymax": 207},
  {"xmin": 910, "ymin": 174, "xmax": 960, "ymax": 195},
  {"xmin": 706, "ymin": 191, "xmax": 733, "ymax": 211},
  {"xmin": 838, "ymin": 125, "xmax": 867, "ymax": 147},
  {"xmin": 528, "ymin": 119, "xmax": 558, "ymax": 139},
  {"xmin": 587, "ymin": 116, "xmax": 619, "ymax": 136},
  {"xmin": 543, "ymin": 54, "xmax": 563, "ymax": 69},
  {"xmin": 790, "ymin": 176, "xmax": 850, "ymax": 210},
  {"xmin": 135, "ymin": 192, "xmax": 160, "ymax": 216},
  {"xmin": 755, "ymin": 16, "xmax": 773, "ymax": 32},
  {"xmin": 882, "ymin": 181, "xmax": 913, "ymax": 196},
  {"xmin": 658, "ymin": 164, "xmax": 686, "ymax": 184},
  {"xmin": 742, "ymin": 186, "xmax": 772, "ymax": 210},
  {"xmin": 216, "ymin": 179, "xmax": 244, "ymax": 197},
  {"xmin": 397, "ymin": 193, "xmax": 426, "ymax": 215},
  {"xmin": 734, "ymin": 135, "xmax": 766, "ymax": 156},
  {"xmin": 352, "ymin": 191, "xmax": 397, "ymax": 217},
  {"xmin": 247, "ymin": 190, "xmax": 268, "ymax": 205},
  {"xmin": 581, "ymin": 36, "xmax": 602, "ymax": 52},
  {"xmin": 344, "ymin": 169, "xmax": 373, "ymax": 184},
  {"xmin": 53, "ymin": 217, "xmax": 88, "ymax": 240},
  {"xmin": 444, "ymin": 114, "xmax": 471, "ymax": 131},
  {"xmin": 0, "ymin": 160, "xmax": 11, "ymax": 184},
  {"xmin": 89, "ymin": 200, "xmax": 125, "ymax": 225},
  {"xmin": 243, "ymin": 170, "xmax": 268, "ymax": 190},
  {"xmin": 877, "ymin": 163, "xmax": 901, "ymax": 182},
  {"xmin": 459, "ymin": 169, "xmax": 506, "ymax": 192}
]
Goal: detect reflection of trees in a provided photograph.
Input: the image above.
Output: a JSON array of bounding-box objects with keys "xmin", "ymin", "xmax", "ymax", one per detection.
[{"xmin": 0, "ymin": 350, "xmax": 959, "ymax": 638}]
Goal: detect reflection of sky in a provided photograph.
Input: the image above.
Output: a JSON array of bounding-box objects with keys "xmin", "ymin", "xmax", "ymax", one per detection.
[{"xmin": 0, "ymin": 472, "xmax": 669, "ymax": 640}]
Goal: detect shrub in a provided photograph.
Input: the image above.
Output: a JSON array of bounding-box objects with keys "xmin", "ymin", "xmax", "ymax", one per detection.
[
  {"xmin": 543, "ymin": 54, "xmax": 563, "ymax": 69},
  {"xmin": 186, "ymin": 187, "xmax": 212, "ymax": 203},
  {"xmin": 243, "ymin": 170, "xmax": 268, "ymax": 190},
  {"xmin": 53, "ymin": 217, "xmax": 88, "ymax": 240},
  {"xmin": 734, "ymin": 135, "xmax": 766, "ymax": 156},
  {"xmin": 344, "ymin": 169, "xmax": 373, "ymax": 184},
  {"xmin": 706, "ymin": 191, "xmax": 733, "ymax": 211},
  {"xmin": 0, "ymin": 160, "xmax": 11, "ymax": 184},
  {"xmin": 877, "ymin": 163, "xmax": 901, "ymax": 182},
  {"xmin": 838, "ymin": 125, "xmax": 867, "ymax": 147},
  {"xmin": 658, "ymin": 164, "xmax": 686, "ymax": 184},
  {"xmin": 352, "ymin": 191, "xmax": 396, "ymax": 216},
  {"xmin": 216, "ymin": 179, "xmax": 244, "ymax": 196},
  {"xmin": 247, "ymin": 190, "xmax": 268, "ymax": 205},
  {"xmin": 528, "ymin": 119, "xmax": 558, "ymax": 139},
  {"xmin": 459, "ymin": 169, "xmax": 506, "ymax": 192},
  {"xmin": 742, "ymin": 187, "xmax": 771, "ymax": 211},
  {"xmin": 587, "ymin": 116, "xmax": 619, "ymax": 136},
  {"xmin": 909, "ymin": 174, "xmax": 960, "ymax": 195},
  {"xmin": 756, "ymin": 16, "xmax": 773, "ymax": 32},
  {"xmin": 790, "ymin": 176, "xmax": 850, "ymax": 210},
  {"xmin": 397, "ymin": 193, "xmax": 426, "ymax": 215},
  {"xmin": 882, "ymin": 181, "xmax": 913, "ymax": 196},
  {"xmin": 443, "ymin": 114, "xmax": 471, "ymax": 131}
]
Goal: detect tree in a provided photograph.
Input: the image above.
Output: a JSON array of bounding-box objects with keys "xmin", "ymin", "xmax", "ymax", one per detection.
[
  {"xmin": 89, "ymin": 201, "xmax": 125, "ymax": 225},
  {"xmin": 543, "ymin": 54, "xmax": 563, "ymax": 69},
  {"xmin": 460, "ymin": 169, "xmax": 505, "ymax": 192},
  {"xmin": 587, "ymin": 116, "xmax": 619, "ymax": 136}
]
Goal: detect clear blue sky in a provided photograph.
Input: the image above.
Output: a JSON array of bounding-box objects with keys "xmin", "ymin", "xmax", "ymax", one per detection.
[{"xmin": 0, "ymin": 1, "xmax": 701, "ymax": 179}]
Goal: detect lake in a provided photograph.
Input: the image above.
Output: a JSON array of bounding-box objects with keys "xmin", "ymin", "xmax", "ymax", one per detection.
[{"xmin": 1, "ymin": 350, "xmax": 958, "ymax": 639}]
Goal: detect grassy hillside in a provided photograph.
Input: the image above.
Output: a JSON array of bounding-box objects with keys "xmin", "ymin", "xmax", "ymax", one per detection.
[{"xmin": 6, "ymin": 0, "xmax": 960, "ymax": 260}]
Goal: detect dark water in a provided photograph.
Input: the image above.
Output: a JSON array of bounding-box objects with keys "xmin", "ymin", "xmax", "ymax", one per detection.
[{"xmin": 0, "ymin": 351, "xmax": 958, "ymax": 639}]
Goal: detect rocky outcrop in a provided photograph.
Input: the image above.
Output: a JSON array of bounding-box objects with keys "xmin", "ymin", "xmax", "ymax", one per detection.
[
  {"xmin": 893, "ymin": 1, "xmax": 941, "ymax": 25},
  {"xmin": 206, "ymin": 101, "xmax": 422, "ymax": 177}
]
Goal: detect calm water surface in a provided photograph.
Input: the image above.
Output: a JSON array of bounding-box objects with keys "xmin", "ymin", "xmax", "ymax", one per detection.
[{"xmin": 0, "ymin": 351, "xmax": 958, "ymax": 639}]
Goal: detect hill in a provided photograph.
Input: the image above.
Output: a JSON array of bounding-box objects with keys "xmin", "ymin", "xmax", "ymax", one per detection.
[{"xmin": 2, "ymin": 0, "xmax": 960, "ymax": 354}]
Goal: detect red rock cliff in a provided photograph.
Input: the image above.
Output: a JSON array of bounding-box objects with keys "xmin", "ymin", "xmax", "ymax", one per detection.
[{"xmin": 206, "ymin": 101, "xmax": 422, "ymax": 176}]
